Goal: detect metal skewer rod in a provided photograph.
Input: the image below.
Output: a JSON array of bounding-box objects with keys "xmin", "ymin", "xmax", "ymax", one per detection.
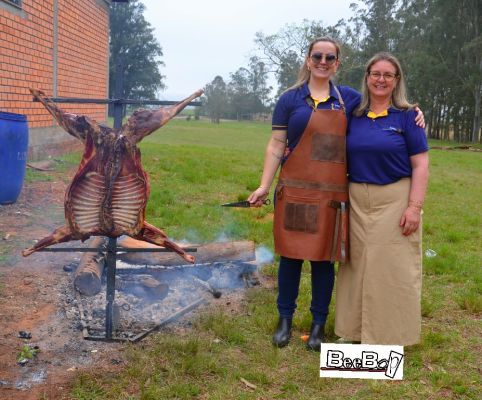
[{"xmin": 105, "ymin": 237, "xmax": 117, "ymax": 339}]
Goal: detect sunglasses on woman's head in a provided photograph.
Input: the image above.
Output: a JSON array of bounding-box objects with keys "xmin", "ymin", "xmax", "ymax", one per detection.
[{"xmin": 310, "ymin": 52, "xmax": 338, "ymax": 65}]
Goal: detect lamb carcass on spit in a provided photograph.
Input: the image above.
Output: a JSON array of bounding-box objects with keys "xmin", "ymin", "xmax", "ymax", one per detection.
[{"xmin": 23, "ymin": 88, "xmax": 204, "ymax": 263}]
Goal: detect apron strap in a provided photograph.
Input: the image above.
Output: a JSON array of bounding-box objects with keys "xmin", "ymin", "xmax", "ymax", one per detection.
[
  {"xmin": 304, "ymin": 84, "xmax": 346, "ymax": 114},
  {"xmin": 332, "ymin": 85, "xmax": 346, "ymax": 114},
  {"xmin": 305, "ymin": 96, "xmax": 316, "ymax": 111}
]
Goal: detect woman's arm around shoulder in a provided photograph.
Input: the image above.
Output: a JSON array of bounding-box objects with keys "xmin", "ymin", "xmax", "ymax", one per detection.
[{"xmin": 403, "ymin": 109, "xmax": 430, "ymax": 156}]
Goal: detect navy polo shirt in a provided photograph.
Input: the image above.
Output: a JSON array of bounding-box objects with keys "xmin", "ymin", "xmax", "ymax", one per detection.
[
  {"xmin": 347, "ymin": 107, "xmax": 429, "ymax": 185},
  {"xmin": 272, "ymin": 81, "xmax": 361, "ymax": 151}
]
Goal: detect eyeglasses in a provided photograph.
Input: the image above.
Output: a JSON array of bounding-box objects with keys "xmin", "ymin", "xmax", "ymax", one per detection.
[
  {"xmin": 368, "ymin": 71, "xmax": 398, "ymax": 81},
  {"xmin": 310, "ymin": 52, "xmax": 338, "ymax": 65}
]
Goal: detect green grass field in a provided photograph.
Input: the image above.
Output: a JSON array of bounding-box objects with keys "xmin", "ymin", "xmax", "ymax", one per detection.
[{"xmin": 51, "ymin": 119, "xmax": 481, "ymax": 399}]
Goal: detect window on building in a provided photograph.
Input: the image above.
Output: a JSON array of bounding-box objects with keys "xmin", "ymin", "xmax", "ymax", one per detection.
[{"xmin": 2, "ymin": 0, "xmax": 22, "ymax": 8}]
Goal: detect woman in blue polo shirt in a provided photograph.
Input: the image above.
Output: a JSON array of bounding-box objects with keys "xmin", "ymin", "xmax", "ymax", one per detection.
[
  {"xmin": 335, "ymin": 52, "xmax": 429, "ymax": 345},
  {"xmin": 248, "ymin": 37, "xmax": 359, "ymax": 351}
]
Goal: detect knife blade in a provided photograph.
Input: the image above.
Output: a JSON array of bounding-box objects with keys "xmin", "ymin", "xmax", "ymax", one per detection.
[{"xmin": 221, "ymin": 199, "xmax": 271, "ymax": 208}]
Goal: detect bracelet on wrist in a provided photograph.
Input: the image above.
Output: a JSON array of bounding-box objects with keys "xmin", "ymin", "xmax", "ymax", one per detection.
[{"xmin": 408, "ymin": 200, "xmax": 423, "ymax": 209}]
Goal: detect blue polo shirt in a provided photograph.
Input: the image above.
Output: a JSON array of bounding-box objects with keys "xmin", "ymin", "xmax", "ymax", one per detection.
[
  {"xmin": 347, "ymin": 107, "xmax": 429, "ymax": 185},
  {"xmin": 272, "ymin": 81, "xmax": 361, "ymax": 151}
]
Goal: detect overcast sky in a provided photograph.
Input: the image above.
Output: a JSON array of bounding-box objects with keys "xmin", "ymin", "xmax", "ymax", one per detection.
[{"xmin": 140, "ymin": 0, "xmax": 355, "ymax": 100}]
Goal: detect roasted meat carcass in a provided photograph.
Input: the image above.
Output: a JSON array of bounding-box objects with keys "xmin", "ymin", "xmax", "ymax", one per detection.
[{"xmin": 23, "ymin": 88, "xmax": 204, "ymax": 263}]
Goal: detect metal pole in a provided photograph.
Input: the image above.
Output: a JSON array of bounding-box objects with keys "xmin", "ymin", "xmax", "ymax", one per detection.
[
  {"xmin": 113, "ymin": 58, "xmax": 124, "ymax": 129},
  {"xmin": 105, "ymin": 237, "xmax": 117, "ymax": 338},
  {"xmin": 33, "ymin": 97, "xmax": 202, "ymax": 106}
]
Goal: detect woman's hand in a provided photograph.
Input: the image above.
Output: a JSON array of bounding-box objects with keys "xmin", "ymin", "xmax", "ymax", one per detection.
[
  {"xmin": 248, "ymin": 186, "xmax": 270, "ymax": 207},
  {"xmin": 399, "ymin": 206, "xmax": 421, "ymax": 236},
  {"xmin": 414, "ymin": 106, "xmax": 425, "ymax": 128}
]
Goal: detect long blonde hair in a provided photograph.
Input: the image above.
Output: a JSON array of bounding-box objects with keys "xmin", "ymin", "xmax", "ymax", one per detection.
[
  {"xmin": 286, "ymin": 37, "xmax": 341, "ymax": 92},
  {"xmin": 354, "ymin": 52, "xmax": 415, "ymax": 117}
]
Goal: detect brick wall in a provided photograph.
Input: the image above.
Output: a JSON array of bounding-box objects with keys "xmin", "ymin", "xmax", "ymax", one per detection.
[{"xmin": 0, "ymin": 0, "xmax": 110, "ymax": 160}]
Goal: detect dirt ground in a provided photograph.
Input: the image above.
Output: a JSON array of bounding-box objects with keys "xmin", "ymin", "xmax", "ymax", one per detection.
[
  {"xmin": 0, "ymin": 167, "xmax": 267, "ymax": 400},
  {"xmin": 0, "ymin": 171, "xmax": 128, "ymax": 399}
]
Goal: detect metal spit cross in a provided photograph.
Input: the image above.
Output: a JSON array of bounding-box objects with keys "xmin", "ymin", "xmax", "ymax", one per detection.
[{"xmin": 39, "ymin": 239, "xmax": 198, "ymax": 342}]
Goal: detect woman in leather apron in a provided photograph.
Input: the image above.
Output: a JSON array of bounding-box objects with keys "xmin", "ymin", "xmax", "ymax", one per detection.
[{"xmin": 248, "ymin": 37, "xmax": 361, "ymax": 351}]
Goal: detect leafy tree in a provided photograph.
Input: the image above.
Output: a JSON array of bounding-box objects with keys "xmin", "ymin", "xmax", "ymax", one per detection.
[
  {"xmin": 201, "ymin": 2, "xmax": 481, "ymax": 140},
  {"xmin": 253, "ymin": 21, "xmax": 314, "ymax": 93},
  {"xmin": 254, "ymin": 21, "xmax": 316, "ymax": 81},
  {"xmin": 247, "ymin": 56, "xmax": 272, "ymax": 114},
  {"xmin": 204, "ymin": 76, "xmax": 228, "ymax": 123},
  {"xmin": 226, "ymin": 57, "xmax": 272, "ymax": 120},
  {"xmin": 395, "ymin": 0, "xmax": 481, "ymax": 142},
  {"xmin": 276, "ymin": 50, "xmax": 302, "ymax": 95},
  {"xmin": 357, "ymin": 0, "xmax": 400, "ymax": 56},
  {"xmin": 227, "ymin": 67, "xmax": 252, "ymax": 120},
  {"xmin": 109, "ymin": 0, "xmax": 164, "ymax": 102},
  {"xmin": 254, "ymin": 20, "xmax": 354, "ymax": 95}
]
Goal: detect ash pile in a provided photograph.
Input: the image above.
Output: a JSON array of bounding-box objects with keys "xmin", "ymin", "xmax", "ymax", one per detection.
[{"xmin": 68, "ymin": 237, "xmax": 262, "ymax": 340}]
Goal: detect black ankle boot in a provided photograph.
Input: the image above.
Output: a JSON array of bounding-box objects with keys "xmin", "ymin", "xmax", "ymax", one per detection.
[
  {"xmin": 272, "ymin": 317, "xmax": 292, "ymax": 348},
  {"xmin": 306, "ymin": 322, "xmax": 325, "ymax": 351}
]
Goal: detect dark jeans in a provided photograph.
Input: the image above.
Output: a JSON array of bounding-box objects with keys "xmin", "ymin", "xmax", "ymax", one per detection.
[{"xmin": 277, "ymin": 256, "xmax": 335, "ymax": 324}]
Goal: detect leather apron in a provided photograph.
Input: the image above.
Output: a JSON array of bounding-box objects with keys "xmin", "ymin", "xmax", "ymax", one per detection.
[{"xmin": 273, "ymin": 87, "xmax": 348, "ymax": 262}]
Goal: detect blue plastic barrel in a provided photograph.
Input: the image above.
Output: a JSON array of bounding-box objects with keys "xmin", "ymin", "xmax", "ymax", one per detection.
[{"xmin": 0, "ymin": 112, "xmax": 29, "ymax": 205}]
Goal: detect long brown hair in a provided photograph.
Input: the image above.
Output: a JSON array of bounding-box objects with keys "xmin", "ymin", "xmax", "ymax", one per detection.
[
  {"xmin": 354, "ymin": 52, "xmax": 415, "ymax": 117},
  {"xmin": 286, "ymin": 37, "xmax": 341, "ymax": 91}
]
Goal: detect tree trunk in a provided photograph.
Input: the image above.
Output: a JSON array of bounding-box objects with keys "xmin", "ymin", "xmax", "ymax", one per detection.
[
  {"xmin": 472, "ymin": 83, "xmax": 481, "ymax": 143},
  {"xmin": 471, "ymin": 10, "xmax": 481, "ymax": 143},
  {"xmin": 453, "ymin": 110, "xmax": 460, "ymax": 141},
  {"xmin": 434, "ymin": 99, "xmax": 442, "ymax": 140},
  {"xmin": 443, "ymin": 105, "xmax": 450, "ymax": 141},
  {"xmin": 428, "ymin": 104, "xmax": 436, "ymax": 139}
]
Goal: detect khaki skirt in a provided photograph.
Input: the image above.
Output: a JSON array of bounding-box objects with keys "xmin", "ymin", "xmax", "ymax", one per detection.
[{"xmin": 335, "ymin": 178, "xmax": 422, "ymax": 345}]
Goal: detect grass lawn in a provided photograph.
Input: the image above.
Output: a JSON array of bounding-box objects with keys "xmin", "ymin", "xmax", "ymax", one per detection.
[{"xmin": 52, "ymin": 119, "xmax": 480, "ymax": 399}]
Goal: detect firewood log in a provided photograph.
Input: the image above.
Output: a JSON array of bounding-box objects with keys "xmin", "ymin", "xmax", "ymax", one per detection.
[
  {"xmin": 73, "ymin": 237, "xmax": 106, "ymax": 296},
  {"xmin": 117, "ymin": 237, "xmax": 255, "ymax": 266}
]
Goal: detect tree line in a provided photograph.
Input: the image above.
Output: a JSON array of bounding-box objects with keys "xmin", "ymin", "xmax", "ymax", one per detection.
[
  {"xmin": 110, "ymin": 0, "xmax": 481, "ymax": 142},
  {"xmin": 205, "ymin": 0, "xmax": 481, "ymax": 142},
  {"xmin": 203, "ymin": 56, "xmax": 272, "ymax": 123}
]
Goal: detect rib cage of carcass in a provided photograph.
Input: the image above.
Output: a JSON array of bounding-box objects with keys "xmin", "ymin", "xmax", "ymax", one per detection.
[{"xmin": 22, "ymin": 88, "xmax": 204, "ymax": 263}]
